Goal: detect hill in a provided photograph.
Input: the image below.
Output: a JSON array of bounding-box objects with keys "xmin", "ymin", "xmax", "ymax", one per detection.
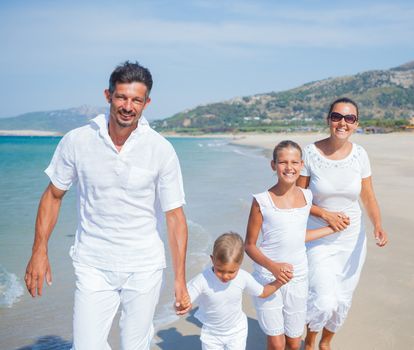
[
  {"xmin": 0, "ymin": 105, "xmax": 107, "ymax": 133},
  {"xmin": 152, "ymin": 61, "xmax": 414, "ymax": 133},
  {"xmin": 1, "ymin": 61, "xmax": 413, "ymax": 134}
]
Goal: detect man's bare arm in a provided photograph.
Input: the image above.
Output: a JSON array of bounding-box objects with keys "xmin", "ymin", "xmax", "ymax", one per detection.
[
  {"xmin": 165, "ymin": 206, "xmax": 190, "ymax": 314},
  {"xmin": 25, "ymin": 182, "xmax": 66, "ymax": 297}
]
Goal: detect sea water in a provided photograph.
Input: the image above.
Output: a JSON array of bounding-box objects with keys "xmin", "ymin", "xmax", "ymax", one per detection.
[{"xmin": 0, "ymin": 135, "xmax": 274, "ymax": 349}]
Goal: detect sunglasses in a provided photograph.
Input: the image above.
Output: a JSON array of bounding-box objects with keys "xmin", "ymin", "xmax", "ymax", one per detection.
[{"xmin": 329, "ymin": 112, "xmax": 358, "ymax": 124}]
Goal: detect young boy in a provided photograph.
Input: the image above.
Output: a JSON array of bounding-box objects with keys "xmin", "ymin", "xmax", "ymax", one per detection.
[{"xmin": 183, "ymin": 232, "xmax": 283, "ymax": 350}]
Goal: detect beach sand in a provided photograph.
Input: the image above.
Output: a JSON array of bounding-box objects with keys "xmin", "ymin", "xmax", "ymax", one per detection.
[{"xmin": 153, "ymin": 132, "xmax": 414, "ymax": 349}]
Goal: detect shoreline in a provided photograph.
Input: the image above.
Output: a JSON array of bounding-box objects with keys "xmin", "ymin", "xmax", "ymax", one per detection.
[
  {"xmin": 0, "ymin": 129, "xmax": 62, "ymax": 136},
  {"xmin": 1, "ymin": 128, "xmax": 411, "ymax": 138}
]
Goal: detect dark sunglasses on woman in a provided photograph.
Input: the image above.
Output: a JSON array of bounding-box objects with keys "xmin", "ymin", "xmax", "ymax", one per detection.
[{"xmin": 329, "ymin": 112, "xmax": 358, "ymax": 124}]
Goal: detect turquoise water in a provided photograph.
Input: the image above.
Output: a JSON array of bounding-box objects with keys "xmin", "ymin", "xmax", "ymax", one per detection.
[{"xmin": 0, "ymin": 135, "xmax": 274, "ymax": 348}]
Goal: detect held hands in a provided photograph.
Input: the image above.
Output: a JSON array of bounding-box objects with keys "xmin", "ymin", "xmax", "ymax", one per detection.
[
  {"xmin": 24, "ymin": 251, "xmax": 52, "ymax": 297},
  {"xmin": 175, "ymin": 293, "xmax": 191, "ymax": 315},
  {"xmin": 269, "ymin": 262, "xmax": 293, "ymax": 285},
  {"xmin": 322, "ymin": 210, "xmax": 350, "ymax": 232},
  {"xmin": 174, "ymin": 281, "xmax": 192, "ymax": 315}
]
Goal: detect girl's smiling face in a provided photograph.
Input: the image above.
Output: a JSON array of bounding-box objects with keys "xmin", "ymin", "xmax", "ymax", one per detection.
[{"xmin": 271, "ymin": 147, "xmax": 303, "ymax": 184}]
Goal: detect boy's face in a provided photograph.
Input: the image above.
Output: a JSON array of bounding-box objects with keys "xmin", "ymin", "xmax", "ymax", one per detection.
[{"xmin": 210, "ymin": 255, "xmax": 241, "ymax": 283}]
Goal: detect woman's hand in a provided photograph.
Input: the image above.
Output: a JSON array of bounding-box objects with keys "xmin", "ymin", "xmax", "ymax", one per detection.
[
  {"xmin": 269, "ymin": 262, "xmax": 293, "ymax": 284},
  {"xmin": 321, "ymin": 210, "xmax": 350, "ymax": 231},
  {"xmin": 374, "ymin": 226, "xmax": 388, "ymax": 247}
]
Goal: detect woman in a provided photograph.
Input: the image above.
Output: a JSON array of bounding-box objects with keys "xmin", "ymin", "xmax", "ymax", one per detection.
[{"xmin": 297, "ymin": 97, "xmax": 388, "ymax": 350}]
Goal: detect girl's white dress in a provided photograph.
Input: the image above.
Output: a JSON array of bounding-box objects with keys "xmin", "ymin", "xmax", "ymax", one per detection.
[
  {"xmin": 252, "ymin": 187, "xmax": 312, "ymax": 338},
  {"xmin": 301, "ymin": 143, "xmax": 371, "ymax": 332}
]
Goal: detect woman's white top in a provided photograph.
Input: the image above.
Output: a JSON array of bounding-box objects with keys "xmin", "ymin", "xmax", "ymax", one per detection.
[
  {"xmin": 301, "ymin": 143, "xmax": 371, "ymax": 246},
  {"xmin": 253, "ymin": 187, "xmax": 312, "ymax": 279},
  {"xmin": 301, "ymin": 143, "xmax": 371, "ymax": 212}
]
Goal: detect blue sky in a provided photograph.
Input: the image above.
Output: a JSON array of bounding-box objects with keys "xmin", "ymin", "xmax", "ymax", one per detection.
[{"xmin": 1, "ymin": 0, "xmax": 413, "ymax": 119}]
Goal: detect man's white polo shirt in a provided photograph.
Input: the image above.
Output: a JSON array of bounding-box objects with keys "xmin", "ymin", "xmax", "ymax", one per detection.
[{"xmin": 45, "ymin": 114, "xmax": 185, "ymax": 272}]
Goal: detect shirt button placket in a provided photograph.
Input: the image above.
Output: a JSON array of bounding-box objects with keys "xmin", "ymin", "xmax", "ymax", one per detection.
[{"xmin": 115, "ymin": 156, "xmax": 123, "ymax": 176}]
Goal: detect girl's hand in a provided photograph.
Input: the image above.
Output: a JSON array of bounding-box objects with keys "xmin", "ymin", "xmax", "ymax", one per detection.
[
  {"xmin": 269, "ymin": 262, "xmax": 293, "ymax": 284},
  {"xmin": 374, "ymin": 227, "xmax": 388, "ymax": 247},
  {"xmin": 322, "ymin": 210, "xmax": 350, "ymax": 231}
]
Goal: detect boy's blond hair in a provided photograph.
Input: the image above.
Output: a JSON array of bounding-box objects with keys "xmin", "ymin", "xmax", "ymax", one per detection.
[{"xmin": 212, "ymin": 232, "xmax": 244, "ymax": 264}]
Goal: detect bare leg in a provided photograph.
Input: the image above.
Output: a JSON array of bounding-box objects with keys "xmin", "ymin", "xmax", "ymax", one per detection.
[
  {"xmin": 319, "ymin": 328, "xmax": 335, "ymax": 350},
  {"xmin": 267, "ymin": 334, "xmax": 285, "ymax": 350},
  {"xmin": 285, "ymin": 335, "xmax": 302, "ymax": 350},
  {"xmin": 304, "ymin": 325, "xmax": 318, "ymax": 350}
]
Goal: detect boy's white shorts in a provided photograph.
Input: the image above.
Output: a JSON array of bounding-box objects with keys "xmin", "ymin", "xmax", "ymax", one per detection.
[
  {"xmin": 253, "ymin": 273, "xmax": 308, "ymax": 339},
  {"xmin": 200, "ymin": 318, "xmax": 247, "ymax": 350}
]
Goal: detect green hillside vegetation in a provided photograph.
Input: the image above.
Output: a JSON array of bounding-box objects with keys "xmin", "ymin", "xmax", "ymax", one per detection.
[{"xmin": 152, "ymin": 61, "xmax": 414, "ymax": 133}]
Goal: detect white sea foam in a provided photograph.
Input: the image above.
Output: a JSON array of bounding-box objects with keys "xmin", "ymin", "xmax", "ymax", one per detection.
[
  {"xmin": 231, "ymin": 146, "xmax": 266, "ymax": 159},
  {"xmin": 187, "ymin": 219, "xmax": 212, "ymax": 254},
  {"xmin": 0, "ymin": 265, "xmax": 24, "ymax": 308},
  {"xmin": 154, "ymin": 219, "xmax": 211, "ymax": 328},
  {"xmin": 205, "ymin": 140, "xmax": 229, "ymax": 148}
]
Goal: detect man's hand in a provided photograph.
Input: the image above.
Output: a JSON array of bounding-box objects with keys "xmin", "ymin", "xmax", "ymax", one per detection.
[
  {"xmin": 25, "ymin": 250, "xmax": 52, "ymax": 297},
  {"xmin": 165, "ymin": 207, "xmax": 189, "ymax": 315},
  {"xmin": 174, "ymin": 280, "xmax": 191, "ymax": 315},
  {"xmin": 25, "ymin": 183, "xmax": 65, "ymax": 297}
]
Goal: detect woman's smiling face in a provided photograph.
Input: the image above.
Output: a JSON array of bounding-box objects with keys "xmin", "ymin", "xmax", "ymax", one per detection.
[{"xmin": 328, "ymin": 102, "xmax": 359, "ymax": 140}]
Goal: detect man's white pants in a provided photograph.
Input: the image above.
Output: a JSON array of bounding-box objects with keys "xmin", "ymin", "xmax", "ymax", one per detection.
[{"xmin": 72, "ymin": 261, "xmax": 163, "ymax": 350}]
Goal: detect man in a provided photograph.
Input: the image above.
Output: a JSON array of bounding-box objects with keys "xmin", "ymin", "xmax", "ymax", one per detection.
[{"xmin": 25, "ymin": 61, "xmax": 189, "ymax": 350}]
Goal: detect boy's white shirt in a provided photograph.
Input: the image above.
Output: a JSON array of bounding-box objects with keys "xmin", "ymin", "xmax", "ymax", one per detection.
[{"xmin": 187, "ymin": 266, "xmax": 264, "ymax": 336}]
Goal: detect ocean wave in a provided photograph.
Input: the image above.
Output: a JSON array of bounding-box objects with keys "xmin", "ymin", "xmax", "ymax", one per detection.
[
  {"xmin": 187, "ymin": 219, "xmax": 212, "ymax": 257},
  {"xmin": 0, "ymin": 265, "xmax": 24, "ymax": 308},
  {"xmin": 153, "ymin": 219, "xmax": 211, "ymax": 329},
  {"xmin": 231, "ymin": 147, "xmax": 266, "ymax": 159},
  {"xmin": 198, "ymin": 140, "xmax": 229, "ymax": 148}
]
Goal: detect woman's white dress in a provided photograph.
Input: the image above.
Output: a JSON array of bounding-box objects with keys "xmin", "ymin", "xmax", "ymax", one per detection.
[{"xmin": 301, "ymin": 143, "xmax": 371, "ymax": 332}]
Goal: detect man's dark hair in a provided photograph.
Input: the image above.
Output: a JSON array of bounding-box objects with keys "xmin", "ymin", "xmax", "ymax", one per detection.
[{"xmin": 108, "ymin": 61, "xmax": 153, "ymax": 96}]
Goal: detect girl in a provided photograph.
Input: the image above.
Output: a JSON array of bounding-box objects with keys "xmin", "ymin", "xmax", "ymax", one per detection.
[
  {"xmin": 184, "ymin": 232, "xmax": 284, "ymax": 350},
  {"xmin": 297, "ymin": 97, "xmax": 388, "ymax": 350},
  {"xmin": 245, "ymin": 140, "xmax": 338, "ymax": 350}
]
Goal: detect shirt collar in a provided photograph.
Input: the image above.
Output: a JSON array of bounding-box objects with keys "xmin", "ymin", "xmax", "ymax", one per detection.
[{"xmin": 91, "ymin": 114, "xmax": 151, "ymax": 137}]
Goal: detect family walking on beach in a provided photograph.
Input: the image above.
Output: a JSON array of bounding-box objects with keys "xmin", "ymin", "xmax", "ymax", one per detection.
[{"xmin": 25, "ymin": 61, "xmax": 388, "ymax": 350}]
